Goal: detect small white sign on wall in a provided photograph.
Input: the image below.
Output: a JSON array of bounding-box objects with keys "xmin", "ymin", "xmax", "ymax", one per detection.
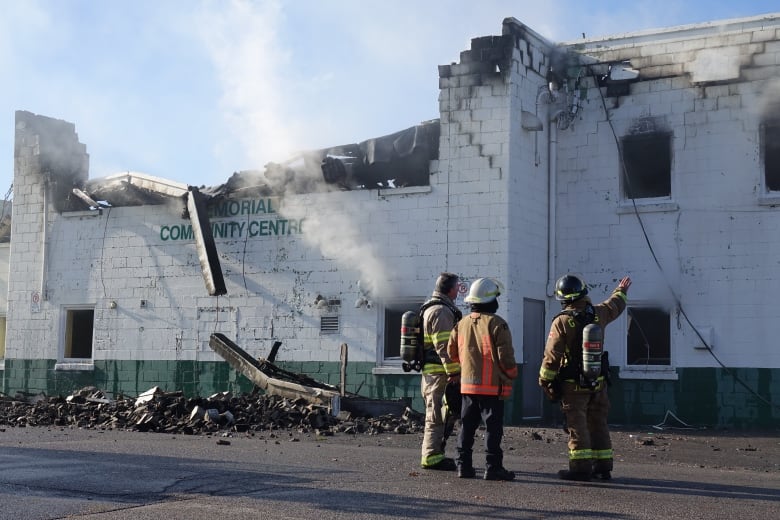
[{"xmin": 31, "ymin": 291, "xmax": 41, "ymax": 313}]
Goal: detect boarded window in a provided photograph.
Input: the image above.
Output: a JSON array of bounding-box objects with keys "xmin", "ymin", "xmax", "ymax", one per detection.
[
  {"xmin": 764, "ymin": 120, "xmax": 780, "ymax": 191},
  {"xmin": 64, "ymin": 308, "xmax": 94, "ymax": 359},
  {"xmin": 621, "ymin": 133, "xmax": 672, "ymax": 199},
  {"xmin": 626, "ymin": 307, "xmax": 670, "ymax": 366}
]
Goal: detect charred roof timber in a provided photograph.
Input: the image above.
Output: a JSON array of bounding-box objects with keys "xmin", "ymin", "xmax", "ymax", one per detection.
[
  {"xmin": 265, "ymin": 120, "xmax": 441, "ymax": 193},
  {"xmin": 12, "ymin": 111, "xmax": 444, "ymax": 294}
]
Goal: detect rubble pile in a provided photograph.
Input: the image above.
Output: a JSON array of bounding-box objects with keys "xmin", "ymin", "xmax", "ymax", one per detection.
[{"xmin": 0, "ymin": 386, "xmax": 424, "ymax": 436}]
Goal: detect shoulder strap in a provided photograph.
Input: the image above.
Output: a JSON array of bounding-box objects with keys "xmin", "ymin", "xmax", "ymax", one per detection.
[
  {"xmin": 420, "ymin": 297, "xmax": 462, "ymax": 323},
  {"xmin": 554, "ymin": 304, "xmax": 595, "ymax": 327}
]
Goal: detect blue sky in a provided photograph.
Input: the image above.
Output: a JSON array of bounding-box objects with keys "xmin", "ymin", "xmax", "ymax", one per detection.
[{"xmin": 1, "ymin": 0, "xmax": 778, "ymax": 198}]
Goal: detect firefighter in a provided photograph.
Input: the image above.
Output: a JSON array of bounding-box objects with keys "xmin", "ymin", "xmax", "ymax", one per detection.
[
  {"xmin": 419, "ymin": 272, "xmax": 462, "ymax": 470},
  {"xmin": 447, "ymin": 278, "xmax": 518, "ymax": 480},
  {"xmin": 539, "ymin": 273, "xmax": 632, "ymax": 481}
]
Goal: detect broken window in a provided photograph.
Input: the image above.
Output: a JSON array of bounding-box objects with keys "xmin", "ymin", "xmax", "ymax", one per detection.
[
  {"xmin": 64, "ymin": 308, "xmax": 94, "ymax": 359},
  {"xmin": 621, "ymin": 132, "xmax": 672, "ymax": 199},
  {"xmin": 626, "ymin": 306, "xmax": 670, "ymax": 366},
  {"xmin": 763, "ymin": 119, "xmax": 780, "ymax": 192},
  {"xmin": 382, "ymin": 300, "xmax": 424, "ymax": 361},
  {"xmin": 0, "ymin": 315, "xmax": 5, "ymax": 360}
]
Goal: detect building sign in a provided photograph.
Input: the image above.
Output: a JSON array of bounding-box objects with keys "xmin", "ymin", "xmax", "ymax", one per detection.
[{"xmin": 160, "ymin": 197, "xmax": 305, "ymax": 241}]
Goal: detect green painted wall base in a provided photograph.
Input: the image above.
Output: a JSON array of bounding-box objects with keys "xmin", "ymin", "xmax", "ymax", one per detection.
[
  {"xmin": 608, "ymin": 367, "xmax": 779, "ymax": 429},
  {"xmin": 0, "ymin": 358, "xmax": 427, "ymax": 410},
  {"xmin": 2, "ymin": 360, "xmax": 778, "ymax": 429}
]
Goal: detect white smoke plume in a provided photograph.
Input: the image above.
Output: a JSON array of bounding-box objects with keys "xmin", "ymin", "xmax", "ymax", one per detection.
[
  {"xmin": 280, "ymin": 196, "xmax": 393, "ymax": 299},
  {"xmin": 195, "ymin": 0, "xmax": 396, "ymax": 300},
  {"xmin": 195, "ymin": 0, "xmax": 296, "ymax": 167}
]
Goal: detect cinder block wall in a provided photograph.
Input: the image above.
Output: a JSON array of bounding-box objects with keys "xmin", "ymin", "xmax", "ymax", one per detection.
[
  {"xmin": 551, "ymin": 17, "xmax": 780, "ymax": 427},
  {"xmin": 555, "ymin": 19, "xmax": 780, "ymax": 370}
]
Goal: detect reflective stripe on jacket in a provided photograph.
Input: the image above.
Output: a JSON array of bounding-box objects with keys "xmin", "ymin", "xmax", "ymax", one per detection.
[
  {"xmin": 447, "ymin": 312, "xmax": 517, "ymax": 398},
  {"xmin": 421, "ymin": 292, "xmax": 460, "ymax": 375},
  {"xmin": 539, "ymin": 289, "xmax": 627, "ymax": 385}
]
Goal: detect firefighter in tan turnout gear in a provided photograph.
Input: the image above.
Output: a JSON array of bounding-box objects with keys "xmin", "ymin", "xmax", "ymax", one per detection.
[
  {"xmin": 419, "ymin": 272, "xmax": 463, "ymax": 470},
  {"xmin": 539, "ymin": 274, "xmax": 631, "ymax": 481}
]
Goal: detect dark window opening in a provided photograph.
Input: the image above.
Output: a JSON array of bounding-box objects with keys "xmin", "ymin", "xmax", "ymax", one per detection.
[
  {"xmin": 626, "ymin": 307, "xmax": 670, "ymax": 366},
  {"xmin": 65, "ymin": 308, "xmax": 94, "ymax": 359},
  {"xmin": 764, "ymin": 120, "xmax": 780, "ymax": 191},
  {"xmin": 383, "ymin": 300, "xmax": 424, "ymax": 360},
  {"xmin": 621, "ymin": 133, "xmax": 672, "ymax": 199}
]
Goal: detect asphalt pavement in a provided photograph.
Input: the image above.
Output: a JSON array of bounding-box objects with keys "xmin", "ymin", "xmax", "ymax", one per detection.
[{"xmin": 0, "ymin": 426, "xmax": 778, "ymax": 519}]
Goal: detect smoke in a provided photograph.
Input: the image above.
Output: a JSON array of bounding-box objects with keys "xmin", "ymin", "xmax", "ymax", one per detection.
[
  {"xmin": 195, "ymin": 0, "xmax": 396, "ymax": 300},
  {"xmin": 754, "ymin": 79, "xmax": 780, "ymax": 120},
  {"xmin": 280, "ymin": 194, "xmax": 393, "ymax": 299},
  {"xmin": 195, "ymin": 0, "xmax": 296, "ymax": 167}
]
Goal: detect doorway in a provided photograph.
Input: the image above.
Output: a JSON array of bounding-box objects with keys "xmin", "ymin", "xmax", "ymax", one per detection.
[{"xmin": 521, "ymin": 298, "xmax": 546, "ymax": 419}]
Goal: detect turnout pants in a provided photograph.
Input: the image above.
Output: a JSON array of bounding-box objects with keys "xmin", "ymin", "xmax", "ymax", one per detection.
[
  {"xmin": 421, "ymin": 373, "xmax": 454, "ymax": 467},
  {"xmin": 456, "ymin": 394, "xmax": 505, "ymax": 472},
  {"xmin": 560, "ymin": 382, "xmax": 613, "ymax": 474}
]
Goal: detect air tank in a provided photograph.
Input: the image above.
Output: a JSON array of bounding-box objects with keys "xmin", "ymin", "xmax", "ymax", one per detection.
[{"xmin": 582, "ymin": 323, "xmax": 604, "ymax": 380}]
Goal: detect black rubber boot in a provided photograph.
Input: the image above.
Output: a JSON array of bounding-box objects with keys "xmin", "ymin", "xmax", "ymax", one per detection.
[
  {"xmin": 558, "ymin": 469, "xmax": 591, "ymax": 481},
  {"xmin": 423, "ymin": 457, "xmax": 457, "ymax": 471},
  {"xmin": 484, "ymin": 467, "xmax": 515, "ymax": 481},
  {"xmin": 457, "ymin": 465, "xmax": 476, "ymax": 478}
]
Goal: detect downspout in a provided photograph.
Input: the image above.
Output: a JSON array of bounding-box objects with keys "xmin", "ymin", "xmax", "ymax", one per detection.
[
  {"xmin": 537, "ymin": 83, "xmax": 559, "ymax": 297},
  {"xmin": 40, "ymin": 175, "xmax": 49, "ymax": 300},
  {"xmin": 547, "ymin": 118, "xmax": 557, "ymax": 297}
]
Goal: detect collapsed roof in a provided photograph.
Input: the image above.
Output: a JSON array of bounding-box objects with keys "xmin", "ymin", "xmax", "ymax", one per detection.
[
  {"xmin": 5, "ymin": 113, "xmax": 440, "ymax": 240},
  {"xmin": 70, "ymin": 118, "xmax": 441, "ymax": 211}
]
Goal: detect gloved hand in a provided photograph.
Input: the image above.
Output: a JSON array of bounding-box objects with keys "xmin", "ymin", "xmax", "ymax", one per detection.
[
  {"xmin": 539, "ymin": 378, "xmax": 560, "ymax": 402},
  {"xmin": 617, "ymin": 276, "xmax": 632, "ymax": 294}
]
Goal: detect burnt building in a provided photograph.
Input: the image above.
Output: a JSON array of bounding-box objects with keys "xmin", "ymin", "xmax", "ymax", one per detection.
[{"xmin": 2, "ymin": 13, "xmax": 779, "ymax": 428}]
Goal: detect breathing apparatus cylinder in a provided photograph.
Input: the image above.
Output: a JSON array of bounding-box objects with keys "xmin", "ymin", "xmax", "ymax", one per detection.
[
  {"xmin": 400, "ymin": 311, "xmax": 422, "ymax": 372},
  {"xmin": 582, "ymin": 323, "xmax": 603, "ymax": 380}
]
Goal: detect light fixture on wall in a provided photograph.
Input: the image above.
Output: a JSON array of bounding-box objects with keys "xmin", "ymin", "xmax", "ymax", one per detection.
[{"xmin": 521, "ymin": 110, "xmax": 544, "ymax": 131}]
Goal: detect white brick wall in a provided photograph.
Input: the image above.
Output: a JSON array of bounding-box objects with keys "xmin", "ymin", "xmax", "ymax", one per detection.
[
  {"xmin": 6, "ymin": 15, "xmax": 780, "ymax": 376},
  {"xmin": 555, "ymin": 16, "xmax": 780, "ymax": 369}
]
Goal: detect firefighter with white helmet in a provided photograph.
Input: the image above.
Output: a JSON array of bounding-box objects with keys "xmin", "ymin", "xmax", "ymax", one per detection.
[
  {"xmin": 463, "ymin": 277, "xmax": 503, "ymax": 303},
  {"xmin": 447, "ymin": 277, "xmax": 518, "ymax": 480},
  {"xmin": 539, "ymin": 273, "xmax": 632, "ymax": 481}
]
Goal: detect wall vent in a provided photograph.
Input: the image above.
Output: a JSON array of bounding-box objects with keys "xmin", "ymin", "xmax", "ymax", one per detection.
[{"xmin": 320, "ymin": 315, "xmax": 340, "ymax": 334}]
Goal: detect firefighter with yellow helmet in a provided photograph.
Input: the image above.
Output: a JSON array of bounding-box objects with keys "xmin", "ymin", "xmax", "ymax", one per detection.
[{"xmin": 539, "ymin": 273, "xmax": 631, "ymax": 481}]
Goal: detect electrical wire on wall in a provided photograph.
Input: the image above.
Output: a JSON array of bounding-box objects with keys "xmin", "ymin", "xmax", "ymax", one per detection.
[
  {"xmin": 590, "ymin": 68, "xmax": 778, "ymax": 412},
  {"xmin": 213, "ymin": 293, "xmax": 220, "ymax": 334},
  {"xmin": 241, "ymin": 210, "xmax": 251, "ymax": 294},
  {"xmin": 444, "ymin": 88, "xmax": 452, "ymax": 268},
  {"xmin": 99, "ymin": 206, "xmax": 112, "ymax": 298},
  {"xmin": 1, "ymin": 184, "xmax": 11, "ymax": 221}
]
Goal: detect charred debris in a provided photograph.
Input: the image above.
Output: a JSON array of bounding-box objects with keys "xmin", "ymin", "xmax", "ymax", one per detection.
[
  {"xmin": 0, "ymin": 386, "xmax": 424, "ymax": 437},
  {"xmin": 0, "ymin": 335, "xmax": 422, "ymax": 437}
]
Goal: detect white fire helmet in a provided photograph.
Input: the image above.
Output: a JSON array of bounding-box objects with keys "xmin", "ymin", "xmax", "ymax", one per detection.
[{"xmin": 464, "ymin": 278, "xmax": 503, "ymax": 304}]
